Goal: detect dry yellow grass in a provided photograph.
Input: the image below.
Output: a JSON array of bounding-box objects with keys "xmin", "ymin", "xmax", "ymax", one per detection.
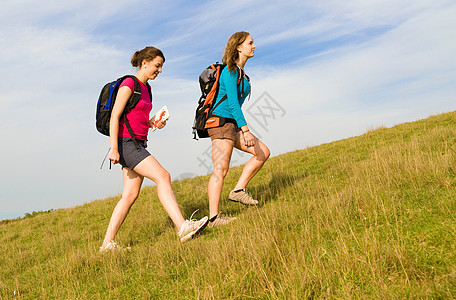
[{"xmin": 1, "ymin": 112, "xmax": 455, "ymax": 299}]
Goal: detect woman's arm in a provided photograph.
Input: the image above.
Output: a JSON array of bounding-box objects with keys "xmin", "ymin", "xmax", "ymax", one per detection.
[
  {"xmin": 109, "ymin": 86, "xmax": 133, "ymax": 164},
  {"xmin": 223, "ymin": 69, "xmax": 247, "ymax": 128},
  {"xmin": 223, "ymin": 69, "xmax": 255, "ymax": 147}
]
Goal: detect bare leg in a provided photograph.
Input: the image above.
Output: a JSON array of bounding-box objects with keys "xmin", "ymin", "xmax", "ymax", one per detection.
[
  {"xmin": 133, "ymin": 155, "xmax": 185, "ymax": 229},
  {"xmin": 102, "ymin": 167, "xmax": 143, "ymax": 248},
  {"xmin": 208, "ymin": 139, "xmax": 234, "ymax": 218},
  {"xmin": 233, "ymin": 131, "xmax": 270, "ymax": 190}
]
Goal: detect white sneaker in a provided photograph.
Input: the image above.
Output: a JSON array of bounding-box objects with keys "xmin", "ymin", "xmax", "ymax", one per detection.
[
  {"xmin": 99, "ymin": 240, "xmax": 130, "ymax": 252},
  {"xmin": 178, "ymin": 213, "xmax": 209, "ymax": 243}
]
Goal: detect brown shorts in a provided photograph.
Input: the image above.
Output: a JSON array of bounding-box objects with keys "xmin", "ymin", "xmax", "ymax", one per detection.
[{"xmin": 207, "ymin": 122, "xmax": 240, "ymax": 141}]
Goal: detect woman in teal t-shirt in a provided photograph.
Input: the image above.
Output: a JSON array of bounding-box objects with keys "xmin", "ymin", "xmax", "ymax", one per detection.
[{"xmin": 206, "ymin": 31, "xmax": 270, "ymax": 227}]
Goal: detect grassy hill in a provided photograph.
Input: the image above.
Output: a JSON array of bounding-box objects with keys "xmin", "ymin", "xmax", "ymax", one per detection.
[{"xmin": 1, "ymin": 112, "xmax": 456, "ymax": 299}]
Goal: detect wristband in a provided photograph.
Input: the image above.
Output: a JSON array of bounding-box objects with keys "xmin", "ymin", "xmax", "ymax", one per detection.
[{"xmin": 242, "ymin": 130, "xmax": 249, "ymax": 134}]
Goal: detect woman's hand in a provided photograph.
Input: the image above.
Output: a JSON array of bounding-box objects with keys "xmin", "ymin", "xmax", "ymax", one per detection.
[
  {"xmin": 243, "ymin": 131, "xmax": 255, "ymax": 147},
  {"xmin": 148, "ymin": 115, "xmax": 156, "ymax": 128},
  {"xmin": 109, "ymin": 148, "xmax": 120, "ymax": 165},
  {"xmin": 149, "ymin": 116, "xmax": 167, "ymax": 129},
  {"xmin": 156, "ymin": 119, "xmax": 167, "ymax": 129}
]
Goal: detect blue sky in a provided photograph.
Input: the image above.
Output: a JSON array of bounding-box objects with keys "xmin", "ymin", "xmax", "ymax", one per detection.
[{"xmin": 1, "ymin": 0, "xmax": 455, "ymax": 220}]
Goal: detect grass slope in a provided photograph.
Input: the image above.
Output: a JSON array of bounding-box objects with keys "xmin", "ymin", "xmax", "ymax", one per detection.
[{"xmin": 1, "ymin": 112, "xmax": 456, "ymax": 299}]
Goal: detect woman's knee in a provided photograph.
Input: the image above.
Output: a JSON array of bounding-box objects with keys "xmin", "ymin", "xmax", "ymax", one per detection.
[
  {"xmin": 155, "ymin": 169, "xmax": 171, "ymax": 184},
  {"xmin": 212, "ymin": 164, "xmax": 229, "ymax": 179},
  {"xmin": 121, "ymin": 190, "xmax": 139, "ymax": 205}
]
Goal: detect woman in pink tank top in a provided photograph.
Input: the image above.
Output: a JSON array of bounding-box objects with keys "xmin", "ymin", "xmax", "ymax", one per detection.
[{"xmin": 100, "ymin": 47, "xmax": 208, "ymax": 251}]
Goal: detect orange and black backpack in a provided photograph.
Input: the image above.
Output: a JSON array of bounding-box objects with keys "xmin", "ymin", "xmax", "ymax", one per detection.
[{"xmin": 192, "ymin": 63, "xmax": 243, "ymax": 140}]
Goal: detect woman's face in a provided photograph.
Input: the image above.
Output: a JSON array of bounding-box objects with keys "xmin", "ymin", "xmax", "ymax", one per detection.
[
  {"xmin": 237, "ymin": 35, "xmax": 256, "ymax": 59},
  {"xmin": 143, "ymin": 56, "xmax": 164, "ymax": 80}
]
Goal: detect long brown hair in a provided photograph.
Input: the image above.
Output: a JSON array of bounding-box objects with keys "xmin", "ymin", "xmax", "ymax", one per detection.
[
  {"xmin": 131, "ymin": 46, "xmax": 165, "ymax": 69},
  {"xmin": 222, "ymin": 31, "xmax": 250, "ymax": 73}
]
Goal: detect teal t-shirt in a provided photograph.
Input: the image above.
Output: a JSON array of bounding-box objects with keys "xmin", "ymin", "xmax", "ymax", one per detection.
[{"xmin": 211, "ymin": 66, "xmax": 251, "ymax": 128}]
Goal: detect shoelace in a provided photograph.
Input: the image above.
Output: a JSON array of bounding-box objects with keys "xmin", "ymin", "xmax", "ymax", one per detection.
[
  {"xmin": 239, "ymin": 190, "xmax": 254, "ymax": 202},
  {"xmin": 178, "ymin": 209, "xmax": 201, "ymax": 236},
  {"xmin": 189, "ymin": 209, "xmax": 199, "ymax": 221}
]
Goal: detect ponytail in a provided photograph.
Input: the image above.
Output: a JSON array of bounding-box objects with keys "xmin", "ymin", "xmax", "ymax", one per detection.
[{"xmin": 131, "ymin": 46, "xmax": 165, "ymax": 68}]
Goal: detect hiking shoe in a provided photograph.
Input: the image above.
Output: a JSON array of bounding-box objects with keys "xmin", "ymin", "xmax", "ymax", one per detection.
[
  {"xmin": 99, "ymin": 240, "xmax": 131, "ymax": 252},
  {"xmin": 178, "ymin": 215, "xmax": 209, "ymax": 243},
  {"xmin": 208, "ymin": 214, "xmax": 236, "ymax": 228},
  {"xmin": 229, "ymin": 189, "xmax": 258, "ymax": 206}
]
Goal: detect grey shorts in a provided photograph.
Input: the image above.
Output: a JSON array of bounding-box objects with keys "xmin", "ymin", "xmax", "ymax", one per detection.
[{"xmin": 118, "ymin": 137, "xmax": 150, "ymax": 169}]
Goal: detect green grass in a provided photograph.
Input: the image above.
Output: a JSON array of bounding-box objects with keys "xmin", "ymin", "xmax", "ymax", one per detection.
[{"xmin": 1, "ymin": 112, "xmax": 456, "ymax": 299}]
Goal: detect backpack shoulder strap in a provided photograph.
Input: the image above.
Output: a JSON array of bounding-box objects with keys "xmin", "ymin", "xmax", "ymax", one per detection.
[
  {"xmin": 118, "ymin": 75, "xmax": 142, "ymax": 150},
  {"xmin": 236, "ymin": 66, "xmax": 250, "ymax": 100},
  {"xmin": 236, "ymin": 65, "xmax": 243, "ymax": 83},
  {"xmin": 125, "ymin": 75, "xmax": 142, "ymax": 99},
  {"xmin": 209, "ymin": 65, "xmax": 244, "ymax": 114},
  {"xmin": 122, "ymin": 75, "xmax": 152, "ymax": 103},
  {"xmin": 146, "ymin": 82, "xmax": 152, "ymax": 102},
  {"xmin": 119, "ymin": 75, "xmax": 142, "ymax": 111}
]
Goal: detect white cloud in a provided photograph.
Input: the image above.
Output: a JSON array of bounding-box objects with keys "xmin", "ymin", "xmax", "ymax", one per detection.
[
  {"xmin": 0, "ymin": 0, "xmax": 455, "ymax": 219},
  {"xmin": 0, "ymin": 0, "xmax": 140, "ymax": 28},
  {"xmin": 242, "ymin": 1, "xmax": 456, "ymax": 155}
]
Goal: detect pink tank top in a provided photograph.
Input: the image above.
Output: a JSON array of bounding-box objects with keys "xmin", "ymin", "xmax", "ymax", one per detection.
[{"xmin": 118, "ymin": 77, "xmax": 152, "ymax": 140}]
